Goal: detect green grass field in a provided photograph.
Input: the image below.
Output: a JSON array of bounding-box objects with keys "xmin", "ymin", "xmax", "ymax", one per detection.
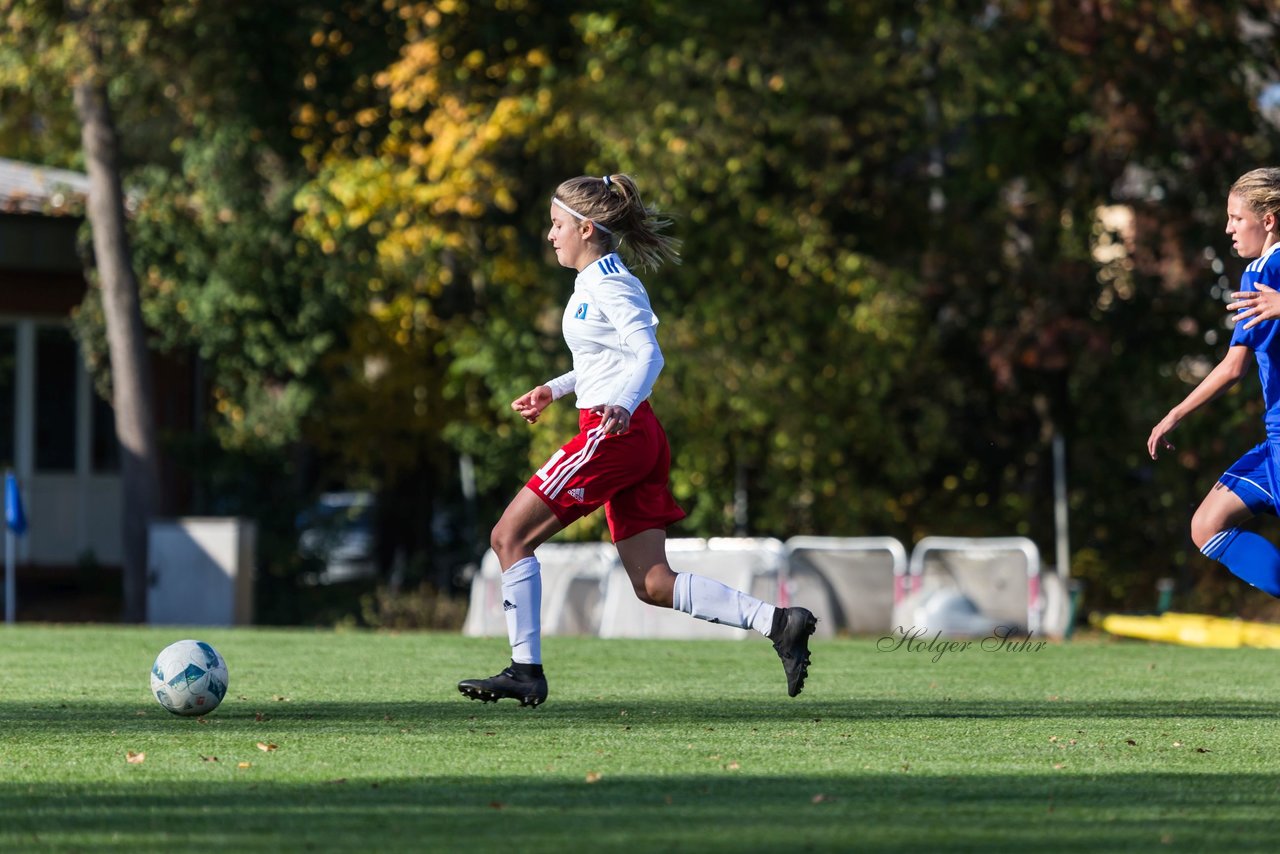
[{"xmin": 2, "ymin": 624, "xmax": 1279, "ymax": 852}]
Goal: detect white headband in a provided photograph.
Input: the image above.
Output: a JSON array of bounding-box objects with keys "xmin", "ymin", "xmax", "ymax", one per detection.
[{"xmin": 552, "ymin": 196, "xmax": 612, "ymax": 234}]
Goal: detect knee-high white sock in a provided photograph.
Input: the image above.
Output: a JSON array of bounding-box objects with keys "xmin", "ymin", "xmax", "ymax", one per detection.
[
  {"xmin": 501, "ymin": 556, "xmax": 542, "ymax": 664},
  {"xmin": 672, "ymin": 572, "xmax": 776, "ymax": 636}
]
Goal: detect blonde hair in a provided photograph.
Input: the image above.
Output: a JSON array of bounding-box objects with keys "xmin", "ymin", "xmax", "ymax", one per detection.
[
  {"xmin": 1230, "ymin": 168, "xmax": 1280, "ymax": 221},
  {"xmin": 553, "ymin": 174, "xmax": 681, "ymax": 271}
]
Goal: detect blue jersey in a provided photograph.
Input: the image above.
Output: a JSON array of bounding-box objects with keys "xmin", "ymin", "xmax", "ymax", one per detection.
[{"xmin": 1230, "ymin": 244, "xmax": 1280, "ymax": 438}]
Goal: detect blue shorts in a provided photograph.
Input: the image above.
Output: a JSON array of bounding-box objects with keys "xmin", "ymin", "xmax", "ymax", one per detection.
[{"xmin": 1221, "ymin": 441, "xmax": 1280, "ymax": 516}]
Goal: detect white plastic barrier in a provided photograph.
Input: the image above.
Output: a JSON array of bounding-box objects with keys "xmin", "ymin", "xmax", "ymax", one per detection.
[
  {"xmin": 904, "ymin": 536, "xmax": 1041, "ymax": 636},
  {"xmin": 783, "ymin": 536, "xmax": 908, "ymax": 637},
  {"xmin": 462, "ymin": 541, "xmax": 619, "ymax": 637},
  {"xmin": 147, "ymin": 518, "xmax": 255, "ymax": 626},
  {"xmin": 597, "ymin": 537, "xmax": 786, "ymax": 640}
]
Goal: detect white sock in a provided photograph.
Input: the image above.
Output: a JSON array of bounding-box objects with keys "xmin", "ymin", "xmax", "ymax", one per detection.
[
  {"xmin": 501, "ymin": 556, "xmax": 542, "ymax": 664},
  {"xmin": 672, "ymin": 572, "xmax": 776, "ymax": 637}
]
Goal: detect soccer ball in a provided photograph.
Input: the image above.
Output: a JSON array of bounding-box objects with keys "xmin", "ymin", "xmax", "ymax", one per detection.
[{"xmin": 150, "ymin": 639, "xmax": 230, "ymax": 716}]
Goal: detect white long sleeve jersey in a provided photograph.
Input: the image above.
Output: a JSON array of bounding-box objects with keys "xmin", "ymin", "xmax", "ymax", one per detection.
[{"xmin": 552, "ymin": 253, "xmax": 664, "ymax": 412}]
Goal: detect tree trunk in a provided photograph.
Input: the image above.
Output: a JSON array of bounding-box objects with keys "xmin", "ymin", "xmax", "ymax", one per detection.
[{"xmin": 72, "ymin": 39, "xmax": 162, "ymax": 624}]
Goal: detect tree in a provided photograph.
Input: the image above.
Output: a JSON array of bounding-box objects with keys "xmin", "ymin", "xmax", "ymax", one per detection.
[{"xmin": 72, "ymin": 31, "xmax": 162, "ymax": 623}]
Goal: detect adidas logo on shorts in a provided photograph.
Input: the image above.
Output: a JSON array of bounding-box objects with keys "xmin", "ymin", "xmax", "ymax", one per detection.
[
  {"xmin": 567, "ymin": 487, "xmax": 585, "ymax": 502},
  {"xmin": 502, "ymin": 599, "xmax": 516, "ymax": 611}
]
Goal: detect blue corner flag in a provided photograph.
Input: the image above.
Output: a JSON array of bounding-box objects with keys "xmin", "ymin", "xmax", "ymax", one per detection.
[{"xmin": 5, "ymin": 472, "xmax": 26, "ymax": 536}]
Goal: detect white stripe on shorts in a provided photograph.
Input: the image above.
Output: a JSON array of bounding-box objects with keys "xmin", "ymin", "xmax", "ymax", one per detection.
[
  {"xmin": 539, "ymin": 428, "xmax": 605, "ymax": 499},
  {"xmin": 1221, "ymin": 472, "xmax": 1274, "ymax": 501}
]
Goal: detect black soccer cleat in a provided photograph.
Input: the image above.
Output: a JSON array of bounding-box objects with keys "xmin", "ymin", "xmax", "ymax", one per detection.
[
  {"xmin": 457, "ymin": 662, "xmax": 548, "ymax": 707},
  {"xmin": 771, "ymin": 606, "xmax": 817, "ymax": 697}
]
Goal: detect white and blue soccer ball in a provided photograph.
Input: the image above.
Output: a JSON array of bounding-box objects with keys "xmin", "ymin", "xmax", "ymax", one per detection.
[{"xmin": 150, "ymin": 639, "xmax": 230, "ymax": 716}]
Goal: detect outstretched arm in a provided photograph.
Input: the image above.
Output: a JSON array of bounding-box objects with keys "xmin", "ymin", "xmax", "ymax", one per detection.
[
  {"xmin": 1227, "ymin": 282, "xmax": 1280, "ymax": 330},
  {"xmin": 1148, "ymin": 345, "xmax": 1253, "ymax": 459},
  {"xmin": 512, "ymin": 370, "xmax": 576, "ymax": 424}
]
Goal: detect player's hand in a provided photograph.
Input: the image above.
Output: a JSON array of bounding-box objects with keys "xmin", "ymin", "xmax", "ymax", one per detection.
[
  {"xmin": 591, "ymin": 404, "xmax": 631, "ymax": 435},
  {"xmin": 1147, "ymin": 414, "xmax": 1179, "ymax": 460},
  {"xmin": 511, "ymin": 385, "xmax": 554, "ymax": 424},
  {"xmin": 1227, "ymin": 282, "xmax": 1280, "ymax": 330}
]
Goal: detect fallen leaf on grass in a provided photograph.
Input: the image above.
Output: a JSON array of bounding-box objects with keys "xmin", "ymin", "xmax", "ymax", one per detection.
[
  {"xmin": 489, "ymin": 801, "xmax": 505, "ymax": 809},
  {"xmin": 256, "ymin": 742, "xmax": 277, "ymax": 752},
  {"xmin": 725, "ymin": 762, "xmax": 740, "ymax": 771},
  {"xmin": 271, "ymin": 695, "xmax": 291, "ymax": 702},
  {"xmin": 237, "ymin": 762, "xmax": 251, "ymax": 769},
  {"xmin": 585, "ymin": 772, "xmax": 602, "ymax": 783},
  {"xmin": 1125, "ymin": 739, "xmax": 1137, "ymax": 746},
  {"xmin": 255, "ymin": 712, "xmax": 269, "ymax": 722},
  {"xmin": 1196, "ymin": 747, "xmax": 1211, "ymax": 753},
  {"xmin": 1053, "ymin": 763, "xmax": 1065, "ymax": 770},
  {"xmin": 811, "ymin": 794, "xmax": 831, "ymax": 804},
  {"xmin": 200, "ymin": 755, "xmax": 218, "ymax": 763},
  {"xmin": 126, "ymin": 751, "xmax": 145, "ymax": 764}
]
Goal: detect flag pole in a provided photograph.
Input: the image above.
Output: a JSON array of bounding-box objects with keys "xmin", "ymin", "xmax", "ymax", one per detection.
[
  {"xmin": 4, "ymin": 469, "xmax": 26, "ymax": 625},
  {"xmin": 4, "ymin": 527, "xmax": 13, "ymax": 624}
]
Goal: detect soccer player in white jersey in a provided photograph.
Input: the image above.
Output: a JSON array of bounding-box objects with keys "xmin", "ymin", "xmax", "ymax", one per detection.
[
  {"xmin": 458, "ymin": 174, "xmax": 817, "ymax": 707},
  {"xmin": 1149, "ymin": 167, "xmax": 1280, "ymax": 597}
]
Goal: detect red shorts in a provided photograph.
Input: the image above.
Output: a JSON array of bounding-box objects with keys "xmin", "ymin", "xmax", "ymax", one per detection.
[{"xmin": 526, "ymin": 401, "xmax": 686, "ymax": 542}]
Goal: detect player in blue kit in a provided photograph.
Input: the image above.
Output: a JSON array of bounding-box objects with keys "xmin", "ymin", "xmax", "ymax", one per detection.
[
  {"xmin": 1148, "ymin": 167, "xmax": 1280, "ymax": 596},
  {"xmin": 457, "ymin": 174, "xmax": 816, "ymax": 707}
]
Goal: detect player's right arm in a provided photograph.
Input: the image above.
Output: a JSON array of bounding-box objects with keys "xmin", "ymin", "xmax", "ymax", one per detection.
[
  {"xmin": 1227, "ymin": 282, "xmax": 1280, "ymax": 330},
  {"xmin": 512, "ymin": 385, "xmax": 555, "ymax": 424},
  {"xmin": 512, "ymin": 371, "xmax": 576, "ymax": 424},
  {"xmin": 1148, "ymin": 345, "xmax": 1254, "ymax": 459}
]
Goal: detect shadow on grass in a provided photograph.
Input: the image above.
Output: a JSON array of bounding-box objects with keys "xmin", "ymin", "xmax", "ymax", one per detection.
[
  {"xmin": 2, "ymin": 769, "xmax": 1278, "ymax": 852},
  {"xmin": 3, "ymin": 695, "xmax": 1280, "ymax": 736}
]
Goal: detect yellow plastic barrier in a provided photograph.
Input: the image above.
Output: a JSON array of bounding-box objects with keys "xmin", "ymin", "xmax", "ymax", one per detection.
[{"xmin": 1099, "ymin": 612, "xmax": 1280, "ymax": 649}]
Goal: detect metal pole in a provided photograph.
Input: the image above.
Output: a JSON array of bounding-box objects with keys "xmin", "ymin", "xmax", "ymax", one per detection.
[{"xmin": 1053, "ymin": 433, "xmax": 1070, "ymax": 578}]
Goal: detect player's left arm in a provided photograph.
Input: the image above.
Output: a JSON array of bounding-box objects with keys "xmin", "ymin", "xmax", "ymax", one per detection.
[
  {"xmin": 593, "ymin": 326, "xmax": 664, "ymax": 435},
  {"xmin": 1147, "ymin": 344, "xmax": 1253, "ymax": 459}
]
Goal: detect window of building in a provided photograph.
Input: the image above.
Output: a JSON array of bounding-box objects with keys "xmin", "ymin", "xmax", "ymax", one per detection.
[
  {"xmin": 35, "ymin": 325, "xmax": 78, "ymax": 472},
  {"xmin": 0, "ymin": 325, "xmax": 14, "ymax": 470}
]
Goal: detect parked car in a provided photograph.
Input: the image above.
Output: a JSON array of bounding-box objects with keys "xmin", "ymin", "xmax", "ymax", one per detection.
[{"xmin": 296, "ymin": 491, "xmax": 377, "ymax": 585}]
